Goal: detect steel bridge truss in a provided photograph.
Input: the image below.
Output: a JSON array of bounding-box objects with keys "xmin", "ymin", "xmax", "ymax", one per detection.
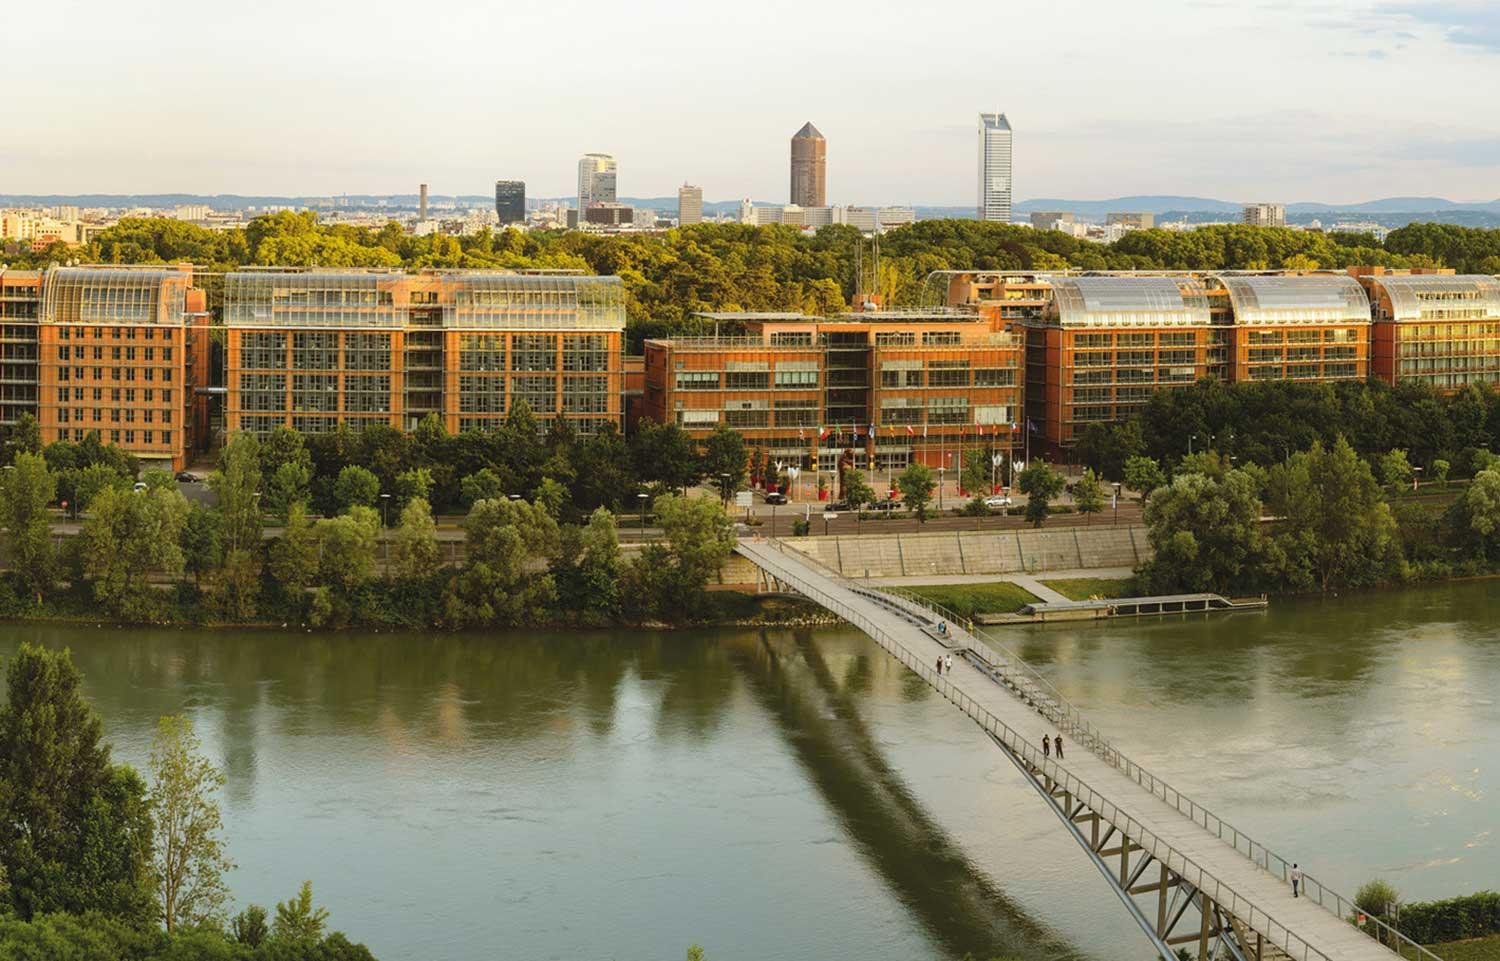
[{"xmin": 990, "ymin": 731, "xmax": 1277, "ymax": 961}]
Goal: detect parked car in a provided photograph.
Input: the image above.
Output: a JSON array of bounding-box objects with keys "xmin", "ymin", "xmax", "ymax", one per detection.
[
  {"xmin": 132, "ymin": 481, "xmax": 148, "ymax": 493},
  {"xmin": 763, "ymin": 491, "xmax": 787, "ymax": 505},
  {"xmin": 827, "ymin": 500, "xmax": 850, "ymax": 512},
  {"xmin": 984, "ymin": 495, "xmax": 1013, "ymax": 508},
  {"xmin": 870, "ymin": 499, "xmax": 899, "ymax": 511},
  {"xmin": 175, "ymin": 471, "xmax": 198, "ymax": 483}
]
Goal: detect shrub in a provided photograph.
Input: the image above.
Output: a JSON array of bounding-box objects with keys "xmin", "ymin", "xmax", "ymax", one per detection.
[{"xmin": 1397, "ymin": 890, "xmax": 1500, "ymax": 944}]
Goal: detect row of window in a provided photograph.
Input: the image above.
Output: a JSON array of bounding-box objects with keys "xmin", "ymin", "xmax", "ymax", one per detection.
[
  {"xmin": 1072, "ymin": 332, "xmax": 1200, "ymax": 348},
  {"xmin": 53, "ymin": 325, "xmax": 175, "ymax": 341},
  {"xmin": 56, "ymin": 366, "xmax": 174, "ymax": 383},
  {"xmin": 54, "ymin": 428, "xmax": 173, "ymax": 446},
  {"xmin": 57, "ymin": 345, "xmax": 173, "ymax": 362},
  {"xmin": 54, "ymin": 406, "xmax": 173, "ymax": 424}
]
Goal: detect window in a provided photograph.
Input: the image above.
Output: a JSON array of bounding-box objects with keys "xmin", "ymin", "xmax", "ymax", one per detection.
[
  {"xmin": 724, "ymin": 371, "xmax": 770, "ymax": 390},
  {"xmin": 927, "ymin": 360, "xmax": 969, "ymax": 387},
  {"xmin": 675, "ymin": 371, "xmax": 718, "ymax": 390},
  {"xmin": 974, "ymin": 368, "xmax": 1015, "ymax": 386},
  {"xmin": 460, "ymin": 334, "xmax": 506, "ymax": 371},
  {"xmin": 774, "ymin": 368, "xmax": 817, "ymax": 389},
  {"xmin": 512, "ymin": 334, "xmax": 558, "ymax": 372},
  {"xmin": 922, "ymin": 331, "xmax": 961, "ymax": 346},
  {"xmin": 874, "ymin": 331, "xmax": 916, "ymax": 346}
]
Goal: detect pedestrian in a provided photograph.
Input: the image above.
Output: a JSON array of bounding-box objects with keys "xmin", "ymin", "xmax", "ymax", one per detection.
[
  {"xmin": 1291, "ymin": 863, "xmax": 1302, "ymax": 898},
  {"xmin": 1054, "ymin": 735, "xmax": 1064, "ymax": 759},
  {"xmin": 1043, "ymin": 735, "xmax": 1051, "ymax": 758},
  {"xmin": 945, "ymin": 654, "xmax": 954, "ymax": 674},
  {"xmin": 935, "ymin": 655, "xmax": 943, "ymax": 676}
]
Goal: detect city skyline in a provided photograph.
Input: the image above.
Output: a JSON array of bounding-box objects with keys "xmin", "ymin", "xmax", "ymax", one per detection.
[{"xmin": 4, "ymin": 1, "xmax": 1500, "ymax": 204}]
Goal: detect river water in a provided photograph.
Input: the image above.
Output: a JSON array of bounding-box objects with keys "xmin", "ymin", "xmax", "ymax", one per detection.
[{"xmin": 0, "ymin": 580, "xmax": 1494, "ymax": 961}]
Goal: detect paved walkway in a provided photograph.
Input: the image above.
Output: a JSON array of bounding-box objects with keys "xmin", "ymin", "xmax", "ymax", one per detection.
[
  {"xmin": 862, "ymin": 567, "xmax": 1136, "ymax": 589},
  {"xmin": 1007, "ymin": 573, "xmax": 1069, "ymax": 604},
  {"xmin": 738, "ymin": 540, "xmax": 1417, "ymax": 961}
]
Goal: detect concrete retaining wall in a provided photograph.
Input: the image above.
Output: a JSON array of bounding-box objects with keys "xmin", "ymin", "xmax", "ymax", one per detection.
[{"xmin": 776, "ymin": 525, "xmax": 1150, "ymax": 578}]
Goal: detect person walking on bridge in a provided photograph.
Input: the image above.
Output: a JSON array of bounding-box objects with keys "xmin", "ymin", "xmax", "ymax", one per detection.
[
  {"xmin": 1054, "ymin": 735, "xmax": 1064, "ymax": 759},
  {"xmin": 1291, "ymin": 864, "xmax": 1302, "ymax": 898},
  {"xmin": 944, "ymin": 654, "xmax": 953, "ymax": 674},
  {"xmin": 1042, "ymin": 735, "xmax": 1051, "ymax": 758},
  {"xmin": 935, "ymin": 655, "xmax": 944, "ymax": 676}
]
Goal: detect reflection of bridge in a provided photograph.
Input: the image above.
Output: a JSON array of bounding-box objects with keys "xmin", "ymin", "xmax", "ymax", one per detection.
[{"xmin": 737, "ymin": 540, "xmax": 1439, "ymax": 961}]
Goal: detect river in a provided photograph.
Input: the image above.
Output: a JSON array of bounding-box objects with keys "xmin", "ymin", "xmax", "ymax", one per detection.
[{"xmin": 0, "ymin": 580, "xmax": 1494, "ymax": 961}]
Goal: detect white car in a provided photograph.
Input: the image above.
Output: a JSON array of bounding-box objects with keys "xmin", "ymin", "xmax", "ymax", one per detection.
[{"xmin": 983, "ymin": 495, "xmax": 1012, "ymax": 508}]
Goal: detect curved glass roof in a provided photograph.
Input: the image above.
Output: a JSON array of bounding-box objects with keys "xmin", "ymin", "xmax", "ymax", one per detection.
[
  {"xmin": 40, "ymin": 266, "xmax": 190, "ymax": 325},
  {"xmin": 224, "ymin": 270, "xmax": 626, "ymax": 330},
  {"xmin": 1049, "ymin": 276, "xmax": 1210, "ymax": 328},
  {"xmin": 1218, "ymin": 275, "xmax": 1370, "ymax": 326},
  {"xmin": 1367, "ymin": 274, "xmax": 1500, "ymax": 323}
]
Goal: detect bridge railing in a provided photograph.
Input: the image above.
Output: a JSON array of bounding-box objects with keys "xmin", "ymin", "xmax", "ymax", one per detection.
[
  {"xmin": 747, "ymin": 545, "xmax": 1442, "ymax": 961},
  {"xmin": 871, "ymin": 584, "xmax": 1440, "ymax": 961},
  {"xmin": 741, "ymin": 544, "xmax": 1338, "ymax": 961}
]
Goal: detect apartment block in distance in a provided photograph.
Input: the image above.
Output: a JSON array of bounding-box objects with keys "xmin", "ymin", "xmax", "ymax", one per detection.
[
  {"xmin": 224, "ymin": 269, "xmax": 625, "ymax": 437},
  {"xmin": 643, "ymin": 309, "xmax": 1023, "ymax": 475},
  {"xmin": 1355, "ymin": 267, "xmax": 1500, "ymax": 391},
  {"xmin": 0, "ymin": 268, "xmax": 41, "ymax": 427},
  {"xmin": 37, "ymin": 266, "xmax": 211, "ymax": 471}
]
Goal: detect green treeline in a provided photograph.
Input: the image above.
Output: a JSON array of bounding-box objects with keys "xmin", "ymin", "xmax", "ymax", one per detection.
[
  {"xmin": 1071, "ymin": 379, "xmax": 1500, "ymax": 595},
  {"xmin": 10, "ymin": 214, "xmax": 1500, "ymax": 348},
  {"xmin": 0, "ymin": 410, "xmax": 747, "ymax": 629},
  {"xmin": 0, "ymin": 643, "xmax": 375, "ymax": 959}
]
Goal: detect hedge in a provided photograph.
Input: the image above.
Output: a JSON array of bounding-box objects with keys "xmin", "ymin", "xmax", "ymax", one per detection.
[{"xmin": 1398, "ymin": 891, "xmax": 1500, "ymax": 944}]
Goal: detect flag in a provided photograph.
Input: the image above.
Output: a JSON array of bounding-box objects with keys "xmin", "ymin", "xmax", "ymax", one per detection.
[
  {"xmin": 868, "ymin": 423, "xmax": 876, "ymax": 440},
  {"xmin": 799, "ymin": 427, "xmax": 806, "ymax": 440},
  {"xmin": 922, "ymin": 424, "xmax": 928, "ymax": 439},
  {"xmin": 1027, "ymin": 419, "xmax": 1038, "ymax": 434},
  {"xmin": 818, "ymin": 426, "xmax": 828, "ymax": 441},
  {"xmin": 905, "ymin": 424, "xmax": 915, "ymax": 436}
]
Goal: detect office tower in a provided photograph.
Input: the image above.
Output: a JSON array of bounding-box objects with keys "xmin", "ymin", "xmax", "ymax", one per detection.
[
  {"xmin": 790, "ymin": 123, "xmax": 826, "ymax": 207},
  {"xmin": 577, "ymin": 154, "xmax": 617, "ymax": 210},
  {"xmin": 419, "ymin": 184, "xmax": 428, "ymax": 220},
  {"xmin": 678, "ymin": 183, "xmax": 703, "ymax": 225},
  {"xmin": 495, "ymin": 180, "xmax": 526, "ymax": 224},
  {"xmin": 1242, "ymin": 203, "xmax": 1286, "ymax": 227},
  {"xmin": 978, "ymin": 112, "xmax": 1013, "ymax": 222}
]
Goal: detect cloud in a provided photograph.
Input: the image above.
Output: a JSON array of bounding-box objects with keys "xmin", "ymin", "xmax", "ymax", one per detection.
[{"xmin": 1383, "ymin": 1, "xmax": 1500, "ymax": 52}]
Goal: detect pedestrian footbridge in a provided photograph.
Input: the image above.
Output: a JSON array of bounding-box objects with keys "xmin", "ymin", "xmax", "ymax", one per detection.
[{"xmin": 736, "ymin": 540, "xmax": 1437, "ymax": 961}]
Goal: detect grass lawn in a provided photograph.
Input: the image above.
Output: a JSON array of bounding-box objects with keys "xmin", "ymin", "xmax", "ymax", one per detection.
[
  {"xmin": 1040, "ymin": 576, "xmax": 1139, "ymax": 601},
  {"xmin": 1428, "ymin": 935, "xmax": 1500, "ymax": 961},
  {"xmin": 905, "ymin": 581, "xmax": 1040, "ymax": 617}
]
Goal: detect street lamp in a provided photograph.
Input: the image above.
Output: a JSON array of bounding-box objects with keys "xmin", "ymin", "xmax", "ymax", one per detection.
[
  {"xmin": 1113, "ymin": 482, "xmax": 1121, "ymax": 525},
  {"xmin": 637, "ymin": 492, "xmax": 649, "ymax": 539},
  {"xmin": 823, "ymin": 510, "xmax": 836, "ymax": 536},
  {"xmin": 719, "ymin": 471, "xmax": 731, "ymax": 506},
  {"xmin": 380, "ymin": 492, "xmax": 391, "ymax": 527},
  {"xmin": 379, "ymin": 493, "xmax": 392, "ymax": 573},
  {"xmin": 1413, "ymin": 465, "xmax": 1423, "ymax": 492},
  {"xmin": 937, "ymin": 466, "xmax": 946, "ymax": 511}
]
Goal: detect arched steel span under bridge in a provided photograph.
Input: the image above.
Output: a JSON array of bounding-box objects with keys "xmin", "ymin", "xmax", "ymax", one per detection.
[{"xmin": 735, "ymin": 539, "xmax": 1440, "ymax": 961}]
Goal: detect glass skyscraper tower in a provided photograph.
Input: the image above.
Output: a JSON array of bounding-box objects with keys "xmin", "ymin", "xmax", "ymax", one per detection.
[{"xmin": 978, "ymin": 112, "xmax": 1013, "ymax": 223}]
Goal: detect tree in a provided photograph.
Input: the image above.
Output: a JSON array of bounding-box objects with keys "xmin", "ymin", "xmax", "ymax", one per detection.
[
  {"xmin": 332, "ymin": 465, "xmax": 381, "ymax": 514},
  {"xmin": 555, "ymin": 508, "xmax": 624, "ymax": 626},
  {"xmin": 1265, "ymin": 437, "xmax": 1402, "ymax": 592},
  {"xmin": 1073, "ymin": 468, "xmax": 1106, "ymax": 525},
  {"xmin": 150, "ymin": 715, "xmax": 233, "ymax": 934},
  {"xmin": 1138, "ymin": 470, "xmax": 1265, "ymax": 594},
  {"xmin": 1354, "ymin": 879, "xmax": 1401, "ymax": 921},
  {"xmin": 702, "ymin": 424, "xmax": 748, "ymax": 504},
  {"xmin": 1431, "ymin": 458, "xmax": 1450, "ymax": 488},
  {"xmin": 896, "ymin": 463, "xmax": 936, "ymax": 521},
  {"xmin": 232, "ymin": 905, "xmax": 270, "ymax": 947},
  {"xmin": 269, "ymin": 502, "xmax": 318, "ymax": 600},
  {"xmin": 1123, "ymin": 455, "xmax": 1166, "ymax": 504},
  {"xmin": 209, "ymin": 433, "xmax": 262, "ymax": 557},
  {"xmin": 1460, "ymin": 468, "xmax": 1500, "ymax": 558},
  {"xmin": 391, "ymin": 497, "xmax": 441, "ymax": 581},
  {"xmin": 631, "ymin": 419, "xmax": 701, "ymax": 493},
  {"xmin": 181, "ymin": 504, "xmax": 224, "ymax": 589},
  {"xmin": 0, "ymin": 644, "xmax": 153, "ymax": 921},
  {"xmin": 266, "ymin": 460, "xmax": 312, "ymax": 520},
  {"xmin": 0, "ymin": 452, "xmax": 56, "ymax": 603},
  {"xmin": 1074, "ymin": 419, "xmax": 1144, "ymax": 481},
  {"xmin": 459, "ymin": 467, "xmax": 506, "ymax": 506},
  {"xmin": 5, "ymin": 411, "xmax": 42, "ymax": 461},
  {"xmin": 960, "ymin": 449, "xmax": 989, "ymax": 504},
  {"xmin": 442, "ymin": 497, "xmax": 560, "ymax": 628},
  {"xmin": 81, "ymin": 485, "xmax": 191, "ymax": 619},
  {"xmin": 315, "ymin": 506, "xmax": 380, "ymax": 592},
  {"xmin": 841, "ymin": 466, "xmax": 875, "ymax": 510},
  {"xmin": 1378, "ymin": 449, "xmax": 1415, "ymax": 491},
  {"xmin": 394, "ymin": 467, "xmax": 433, "ymax": 511},
  {"xmin": 1018, "ymin": 462, "xmax": 1065, "ymax": 528},
  {"xmin": 73, "ymin": 462, "xmax": 130, "ymax": 511},
  {"xmin": 273, "ymin": 881, "xmax": 330, "ymax": 944}
]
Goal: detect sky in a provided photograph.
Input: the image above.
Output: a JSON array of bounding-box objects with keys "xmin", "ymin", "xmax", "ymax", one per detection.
[{"xmin": 3, "ymin": 0, "xmax": 1499, "ymax": 205}]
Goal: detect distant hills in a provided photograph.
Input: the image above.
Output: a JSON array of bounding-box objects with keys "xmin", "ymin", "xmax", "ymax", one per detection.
[{"xmin": 5, "ymin": 192, "xmax": 1500, "ymax": 228}]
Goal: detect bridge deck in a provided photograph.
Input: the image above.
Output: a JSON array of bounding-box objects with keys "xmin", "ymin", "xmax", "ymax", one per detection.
[{"xmin": 738, "ymin": 540, "xmax": 1406, "ymax": 961}]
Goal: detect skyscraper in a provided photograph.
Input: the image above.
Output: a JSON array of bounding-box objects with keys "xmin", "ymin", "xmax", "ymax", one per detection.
[
  {"xmin": 419, "ymin": 183, "xmax": 429, "ymax": 220},
  {"xmin": 790, "ymin": 123, "xmax": 826, "ymax": 208},
  {"xmin": 678, "ymin": 183, "xmax": 703, "ymax": 226},
  {"xmin": 577, "ymin": 154, "xmax": 617, "ymax": 211},
  {"xmin": 495, "ymin": 180, "xmax": 526, "ymax": 224},
  {"xmin": 977, "ymin": 113, "xmax": 1013, "ymax": 223}
]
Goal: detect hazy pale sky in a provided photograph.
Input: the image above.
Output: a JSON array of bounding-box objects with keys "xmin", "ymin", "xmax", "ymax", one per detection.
[{"xmin": 4, "ymin": 0, "xmax": 1499, "ymax": 204}]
